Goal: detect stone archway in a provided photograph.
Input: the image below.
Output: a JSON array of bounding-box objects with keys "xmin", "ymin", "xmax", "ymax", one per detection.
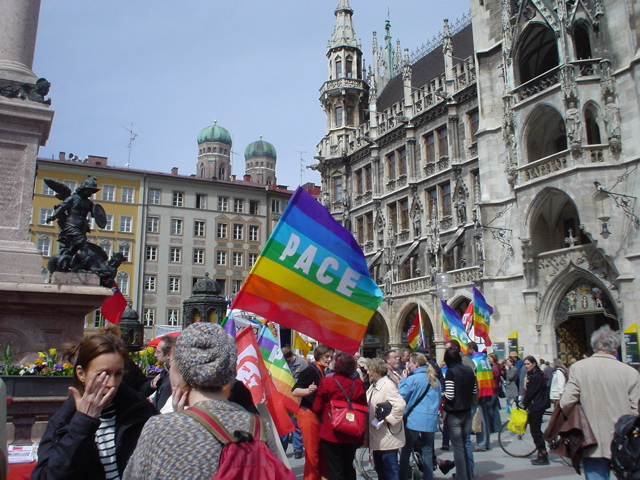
[
  {"xmin": 361, "ymin": 311, "xmax": 389, "ymax": 358},
  {"xmin": 554, "ymin": 279, "xmax": 619, "ymax": 364},
  {"xmin": 397, "ymin": 304, "xmax": 435, "ymax": 355}
]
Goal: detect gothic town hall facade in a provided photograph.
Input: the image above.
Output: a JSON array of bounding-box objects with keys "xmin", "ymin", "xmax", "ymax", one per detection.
[{"xmin": 313, "ymin": 0, "xmax": 640, "ymax": 364}]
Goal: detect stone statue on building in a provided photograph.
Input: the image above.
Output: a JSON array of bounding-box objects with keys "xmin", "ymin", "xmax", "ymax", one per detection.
[
  {"xmin": 455, "ymin": 192, "xmax": 467, "ymax": 225},
  {"xmin": 604, "ymin": 95, "xmax": 622, "ymax": 151},
  {"xmin": 44, "ymin": 176, "xmax": 121, "ymax": 286},
  {"xmin": 565, "ymin": 101, "xmax": 582, "ymax": 146}
]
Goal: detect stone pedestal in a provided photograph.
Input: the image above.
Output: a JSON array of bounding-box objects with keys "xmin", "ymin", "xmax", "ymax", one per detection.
[
  {"xmin": 0, "ymin": 273, "xmax": 111, "ymax": 363},
  {"xmin": 0, "ymin": 96, "xmax": 54, "ymax": 284}
]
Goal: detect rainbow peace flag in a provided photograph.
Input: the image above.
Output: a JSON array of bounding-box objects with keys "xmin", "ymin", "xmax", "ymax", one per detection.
[
  {"xmin": 256, "ymin": 325, "xmax": 300, "ymax": 414},
  {"xmin": 441, "ymin": 300, "xmax": 470, "ymax": 355},
  {"xmin": 407, "ymin": 311, "xmax": 421, "ymax": 349},
  {"xmin": 232, "ymin": 187, "xmax": 384, "ymax": 354},
  {"xmin": 472, "ymin": 285, "xmax": 493, "ymax": 346},
  {"xmin": 471, "ymin": 352, "xmax": 495, "ymax": 398}
]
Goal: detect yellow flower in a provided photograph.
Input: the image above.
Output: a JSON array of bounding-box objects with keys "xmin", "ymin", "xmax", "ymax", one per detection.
[
  {"xmin": 38, "ymin": 351, "xmax": 46, "ymax": 358},
  {"xmin": 24, "ymin": 362, "xmax": 32, "ymax": 367},
  {"xmin": 62, "ymin": 362, "xmax": 72, "ymax": 370},
  {"xmin": 138, "ymin": 350, "xmax": 146, "ymax": 356},
  {"xmin": 35, "ymin": 358, "xmax": 43, "ymax": 365},
  {"xmin": 146, "ymin": 347, "xmax": 155, "ymax": 354},
  {"xmin": 48, "ymin": 348, "xmax": 57, "ymax": 356}
]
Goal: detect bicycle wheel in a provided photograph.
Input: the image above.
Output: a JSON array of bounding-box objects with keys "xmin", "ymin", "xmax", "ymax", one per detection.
[
  {"xmin": 354, "ymin": 447, "xmax": 378, "ymax": 480},
  {"xmin": 498, "ymin": 421, "xmax": 537, "ymax": 458}
]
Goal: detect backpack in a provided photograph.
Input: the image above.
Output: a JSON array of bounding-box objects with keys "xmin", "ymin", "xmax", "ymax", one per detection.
[
  {"xmin": 184, "ymin": 405, "xmax": 296, "ymax": 480},
  {"xmin": 610, "ymin": 414, "xmax": 640, "ymax": 479}
]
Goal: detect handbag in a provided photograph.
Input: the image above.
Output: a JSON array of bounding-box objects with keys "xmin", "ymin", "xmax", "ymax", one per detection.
[
  {"xmin": 328, "ymin": 377, "xmax": 368, "ymax": 437},
  {"xmin": 471, "ymin": 406, "xmax": 483, "ymax": 434},
  {"xmin": 507, "ymin": 407, "xmax": 528, "ymax": 434}
]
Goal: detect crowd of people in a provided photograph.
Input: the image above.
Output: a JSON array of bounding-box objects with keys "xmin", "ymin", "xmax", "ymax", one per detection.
[{"xmin": 27, "ymin": 324, "xmax": 639, "ymax": 480}]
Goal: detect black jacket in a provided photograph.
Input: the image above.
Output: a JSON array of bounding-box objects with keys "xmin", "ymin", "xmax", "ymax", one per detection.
[
  {"xmin": 443, "ymin": 362, "xmax": 477, "ymax": 413},
  {"xmin": 31, "ymin": 384, "xmax": 157, "ymax": 480},
  {"xmin": 522, "ymin": 367, "xmax": 550, "ymax": 413}
]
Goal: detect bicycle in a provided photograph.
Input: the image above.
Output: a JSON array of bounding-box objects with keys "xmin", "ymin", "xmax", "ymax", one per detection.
[
  {"xmin": 354, "ymin": 447, "xmax": 422, "ymax": 480},
  {"xmin": 498, "ymin": 409, "xmax": 571, "ymax": 466}
]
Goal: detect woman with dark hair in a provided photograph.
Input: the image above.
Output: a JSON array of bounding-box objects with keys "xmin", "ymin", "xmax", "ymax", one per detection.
[
  {"xmin": 522, "ymin": 355, "xmax": 550, "ymax": 465},
  {"xmin": 32, "ymin": 334, "xmax": 157, "ymax": 480},
  {"xmin": 443, "ymin": 347, "xmax": 477, "ymax": 480},
  {"xmin": 312, "ymin": 352, "xmax": 367, "ymax": 480}
]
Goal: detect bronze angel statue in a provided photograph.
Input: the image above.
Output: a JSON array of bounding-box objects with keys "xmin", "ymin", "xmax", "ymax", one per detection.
[{"xmin": 44, "ymin": 176, "xmax": 122, "ymax": 286}]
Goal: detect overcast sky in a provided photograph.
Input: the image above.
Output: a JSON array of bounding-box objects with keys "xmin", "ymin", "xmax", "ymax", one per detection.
[{"xmin": 33, "ymin": 1, "xmax": 470, "ymax": 189}]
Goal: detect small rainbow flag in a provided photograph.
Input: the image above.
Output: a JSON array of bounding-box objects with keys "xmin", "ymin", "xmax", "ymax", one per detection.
[
  {"xmin": 472, "ymin": 285, "xmax": 493, "ymax": 346},
  {"xmin": 231, "ymin": 187, "xmax": 384, "ymax": 354},
  {"xmin": 471, "ymin": 352, "xmax": 494, "ymax": 398},
  {"xmin": 256, "ymin": 325, "xmax": 300, "ymax": 414},
  {"xmin": 407, "ymin": 311, "xmax": 421, "ymax": 349},
  {"xmin": 441, "ymin": 300, "xmax": 470, "ymax": 355}
]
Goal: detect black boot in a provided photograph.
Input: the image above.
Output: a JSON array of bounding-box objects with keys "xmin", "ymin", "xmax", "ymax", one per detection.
[
  {"xmin": 531, "ymin": 451, "xmax": 549, "ymax": 465},
  {"xmin": 439, "ymin": 459, "xmax": 455, "ymax": 475}
]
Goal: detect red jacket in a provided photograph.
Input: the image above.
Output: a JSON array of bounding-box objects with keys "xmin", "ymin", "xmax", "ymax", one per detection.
[{"xmin": 312, "ymin": 373, "xmax": 367, "ymax": 444}]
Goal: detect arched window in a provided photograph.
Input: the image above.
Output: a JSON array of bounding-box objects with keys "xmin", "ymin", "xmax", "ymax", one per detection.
[
  {"xmin": 584, "ymin": 104, "xmax": 602, "ymax": 144},
  {"xmin": 517, "ymin": 24, "xmax": 559, "ymax": 84},
  {"xmin": 218, "ymin": 165, "xmax": 226, "ymax": 179},
  {"xmin": 525, "ymin": 105, "xmax": 567, "ymax": 162},
  {"xmin": 530, "ymin": 191, "xmax": 591, "ymax": 255},
  {"xmin": 573, "ymin": 22, "xmax": 592, "ymax": 60},
  {"xmin": 335, "ymin": 56, "xmax": 342, "ymax": 78},
  {"xmin": 345, "ymin": 55, "xmax": 353, "ymax": 79}
]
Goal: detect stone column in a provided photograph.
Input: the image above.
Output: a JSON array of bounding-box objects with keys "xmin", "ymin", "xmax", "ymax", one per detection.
[
  {"xmin": 0, "ymin": 0, "xmax": 53, "ymax": 283},
  {"xmin": 0, "ymin": 0, "xmax": 41, "ymax": 83}
]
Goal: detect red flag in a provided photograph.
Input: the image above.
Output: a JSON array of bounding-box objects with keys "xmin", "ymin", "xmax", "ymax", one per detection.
[
  {"xmin": 235, "ymin": 326, "xmax": 295, "ymax": 436},
  {"xmin": 462, "ymin": 301, "xmax": 474, "ymax": 334},
  {"xmin": 101, "ymin": 281, "xmax": 127, "ymax": 324}
]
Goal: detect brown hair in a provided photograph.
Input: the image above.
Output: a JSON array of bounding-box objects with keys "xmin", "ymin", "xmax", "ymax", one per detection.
[
  {"xmin": 65, "ymin": 334, "xmax": 128, "ymax": 392},
  {"xmin": 333, "ymin": 352, "xmax": 357, "ymax": 376}
]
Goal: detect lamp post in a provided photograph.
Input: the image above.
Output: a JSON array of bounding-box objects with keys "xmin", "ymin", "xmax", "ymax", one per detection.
[
  {"xmin": 182, "ymin": 273, "xmax": 228, "ymax": 328},
  {"xmin": 119, "ymin": 307, "xmax": 144, "ymax": 352},
  {"xmin": 435, "ymin": 272, "xmax": 455, "ymax": 303}
]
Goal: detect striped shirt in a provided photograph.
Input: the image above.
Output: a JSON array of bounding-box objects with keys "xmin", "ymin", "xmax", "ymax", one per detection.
[{"xmin": 96, "ymin": 404, "xmax": 120, "ymax": 480}]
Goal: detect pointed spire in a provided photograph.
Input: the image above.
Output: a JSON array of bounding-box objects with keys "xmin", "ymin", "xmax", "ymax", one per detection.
[{"xmin": 331, "ymin": 0, "xmax": 358, "ymax": 49}]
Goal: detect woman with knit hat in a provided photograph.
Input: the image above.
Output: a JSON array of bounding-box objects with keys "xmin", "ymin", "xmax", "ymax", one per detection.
[{"xmin": 123, "ymin": 323, "xmax": 278, "ymax": 479}]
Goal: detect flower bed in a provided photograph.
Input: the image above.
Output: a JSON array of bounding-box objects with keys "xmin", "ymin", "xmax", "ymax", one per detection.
[{"xmin": 1, "ymin": 344, "xmax": 161, "ymax": 377}]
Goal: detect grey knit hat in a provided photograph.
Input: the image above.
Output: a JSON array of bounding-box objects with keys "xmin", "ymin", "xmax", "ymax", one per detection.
[{"xmin": 174, "ymin": 323, "xmax": 237, "ymax": 391}]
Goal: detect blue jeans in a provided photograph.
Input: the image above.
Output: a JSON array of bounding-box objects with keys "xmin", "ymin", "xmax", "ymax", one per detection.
[
  {"xmin": 465, "ymin": 406, "xmax": 476, "ymax": 472},
  {"xmin": 447, "ymin": 410, "xmax": 473, "ymax": 480},
  {"xmin": 583, "ymin": 457, "xmax": 619, "ymax": 480},
  {"xmin": 478, "ymin": 397, "xmax": 492, "ymax": 449},
  {"xmin": 291, "ymin": 415, "xmax": 303, "ymax": 453},
  {"xmin": 373, "ymin": 449, "xmax": 399, "ymax": 480},
  {"xmin": 399, "ymin": 429, "xmax": 434, "ymax": 480},
  {"xmin": 279, "ymin": 415, "xmax": 303, "ymax": 453}
]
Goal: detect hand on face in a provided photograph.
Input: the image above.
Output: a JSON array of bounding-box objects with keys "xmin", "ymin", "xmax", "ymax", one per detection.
[
  {"xmin": 70, "ymin": 371, "xmax": 118, "ymax": 419},
  {"xmin": 71, "ymin": 352, "xmax": 123, "ymax": 419}
]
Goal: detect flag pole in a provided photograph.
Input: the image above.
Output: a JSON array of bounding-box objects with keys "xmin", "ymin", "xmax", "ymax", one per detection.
[{"xmin": 417, "ymin": 308, "xmax": 425, "ymax": 349}]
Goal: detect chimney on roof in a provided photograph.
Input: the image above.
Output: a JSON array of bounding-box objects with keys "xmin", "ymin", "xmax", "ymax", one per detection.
[
  {"xmin": 171, "ymin": 167, "xmax": 179, "ymax": 175},
  {"xmin": 86, "ymin": 155, "xmax": 108, "ymax": 166},
  {"xmin": 244, "ymin": 174, "xmax": 251, "ymax": 182},
  {"xmin": 59, "ymin": 152, "xmax": 65, "ymax": 161},
  {"xmin": 231, "ymin": 174, "xmax": 237, "ymax": 181}
]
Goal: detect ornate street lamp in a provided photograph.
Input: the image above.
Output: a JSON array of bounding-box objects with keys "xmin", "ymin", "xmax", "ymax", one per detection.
[
  {"xmin": 182, "ymin": 273, "xmax": 228, "ymax": 328},
  {"xmin": 435, "ymin": 272, "xmax": 455, "ymax": 303},
  {"xmin": 119, "ymin": 307, "xmax": 144, "ymax": 352}
]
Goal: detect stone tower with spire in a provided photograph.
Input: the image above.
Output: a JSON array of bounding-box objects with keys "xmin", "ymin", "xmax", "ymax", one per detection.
[{"xmin": 320, "ymin": 0, "xmax": 368, "ymax": 156}]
